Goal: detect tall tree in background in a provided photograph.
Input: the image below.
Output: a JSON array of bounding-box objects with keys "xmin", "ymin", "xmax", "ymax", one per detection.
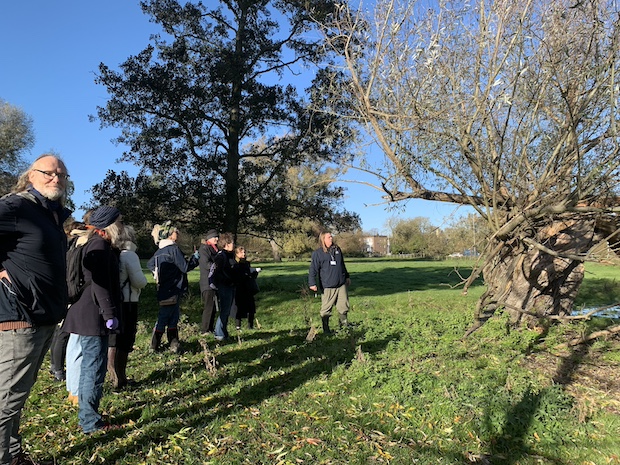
[
  {"xmin": 0, "ymin": 99, "xmax": 33, "ymax": 194},
  {"xmin": 319, "ymin": 0, "xmax": 620, "ymax": 332},
  {"xmin": 92, "ymin": 0, "xmax": 357, "ymax": 238},
  {"xmin": 389, "ymin": 217, "xmax": 437, "ymax": 256}
]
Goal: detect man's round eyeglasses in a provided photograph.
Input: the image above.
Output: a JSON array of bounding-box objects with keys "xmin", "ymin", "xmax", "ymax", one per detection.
[{"xmin": 34, "ymin": 169, "xmax": 70, "ymax": 181}]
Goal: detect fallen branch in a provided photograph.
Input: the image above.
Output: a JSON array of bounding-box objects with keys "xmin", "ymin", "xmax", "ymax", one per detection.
[{"xmin": 199, "ymin": 339, "xmax": 218, "ymax": 374}]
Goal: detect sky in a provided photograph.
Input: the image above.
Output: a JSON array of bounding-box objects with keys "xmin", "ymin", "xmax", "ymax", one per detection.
[{"xmin": 1, "ymin": 1, "xmax": 469, "ymax": 235}]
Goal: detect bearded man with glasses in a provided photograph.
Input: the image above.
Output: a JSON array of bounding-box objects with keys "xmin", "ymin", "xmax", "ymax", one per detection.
[{"xmin": 0, "ymin": 154, "xmax": 71, "ymax": 465}]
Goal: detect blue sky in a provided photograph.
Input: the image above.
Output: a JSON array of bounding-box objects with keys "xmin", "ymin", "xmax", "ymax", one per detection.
[{"xmin": 1, "ymin": 1, "xmax": 466, "ymax": 234}]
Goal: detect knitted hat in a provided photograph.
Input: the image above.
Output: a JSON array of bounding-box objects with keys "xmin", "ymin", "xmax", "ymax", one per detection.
[
  {"xmin": 158, "ymin": 220, "xmax": 177, "ymax": 240},
  {"xmin": 89, "ymin": 206, "xmax": 121, "ymax": 229},
  {"xmin": 205, "ymin": 229, "xmax": 219, "ymax": 241}
]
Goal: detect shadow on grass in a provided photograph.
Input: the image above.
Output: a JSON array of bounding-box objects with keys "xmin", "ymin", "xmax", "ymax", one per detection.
[
  {"xmin": 56, "ymin": 327, "xmax": 397, "ymax": 463},
  {"xmin": 485, "ymin": 343, "xmax": 591, "ymax": 465}
]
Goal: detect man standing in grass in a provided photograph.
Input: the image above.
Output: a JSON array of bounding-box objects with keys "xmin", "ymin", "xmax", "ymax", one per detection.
[
  {"xmin": 308, "ymin": 231, "xmax": 351, "ymax": 334},
  {"xmin": 0, "ymin": 155, "xmax": 71, "ymax": 465},
  {"xmin": 199, "ymin": 229, "xmax": 219, "ymax": 334}
]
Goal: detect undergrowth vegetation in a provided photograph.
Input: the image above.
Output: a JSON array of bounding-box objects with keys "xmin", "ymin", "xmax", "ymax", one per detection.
[{"xmin": 21, "ymin": 259, "xmax": 620, "ymax": 464}]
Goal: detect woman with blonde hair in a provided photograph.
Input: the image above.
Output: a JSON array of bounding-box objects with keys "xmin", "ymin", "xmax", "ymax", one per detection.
[
  {"xmin": 107, "ymin": 225, "xmax": 147, "ymax": 390},
  {"xmin": 308, "ymin": 231, "xmax": 351, "ymax": 334}
]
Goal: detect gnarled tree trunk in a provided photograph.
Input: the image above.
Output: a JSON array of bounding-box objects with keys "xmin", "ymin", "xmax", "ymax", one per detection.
[{"xmin": 474, "ymin": 215, "xmax": 599, "ymax": 328}]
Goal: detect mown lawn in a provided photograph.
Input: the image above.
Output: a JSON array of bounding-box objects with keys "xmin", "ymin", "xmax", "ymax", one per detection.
[{"xmin": 21, "ymin": 259, "xmax": 620, "ymax": 464}]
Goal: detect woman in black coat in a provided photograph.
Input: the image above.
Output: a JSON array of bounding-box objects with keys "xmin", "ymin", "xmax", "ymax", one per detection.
[
  {"xmin": 63, "ymin": 206, "xmax": 123, "ymax": 434},
  {"xmin": 233, "ymin": 246, "xmax": 260, "ymax": 330}
]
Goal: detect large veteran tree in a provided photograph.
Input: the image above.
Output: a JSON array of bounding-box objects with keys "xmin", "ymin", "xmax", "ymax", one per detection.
[
  {"xmin": 320, "ymin": 0, "xmax": 620, "ymax": 331},
  {"xmin": 92, "ymin": 0, "xmax": 358, "ymax": 237}
]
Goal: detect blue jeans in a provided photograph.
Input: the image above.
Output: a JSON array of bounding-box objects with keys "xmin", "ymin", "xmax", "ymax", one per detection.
[
  {"xmin": 155, "ymin": 301, "xmax": 180, "ymax": 333},
  {"xmin": 65, "ymin": 334, "xmax": 82, "ymax": 397},
  {"xmin": 77, "ymin": 335, "xmax": 108, "ymax": 434},
  {"xmin": 215, "ymin": 286, "xmax": 235, "ymax": 339},
  {"xmin": 0, "ymin": 325, "xmax": 56, "ymax": 465}
]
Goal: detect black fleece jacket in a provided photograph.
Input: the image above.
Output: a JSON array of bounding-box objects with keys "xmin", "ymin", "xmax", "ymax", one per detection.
[{"xmin": 0, "ymin": 190, "xmax": 71, "ymax": 326}]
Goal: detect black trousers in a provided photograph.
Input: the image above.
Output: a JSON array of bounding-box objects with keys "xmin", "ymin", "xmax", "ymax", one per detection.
[{"xmin": 50, "ymin": 325, "xmax": 70, "ymax": 371}]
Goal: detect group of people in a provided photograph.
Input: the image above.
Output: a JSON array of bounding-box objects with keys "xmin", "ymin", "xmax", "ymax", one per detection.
[
  {"xmin": 147, "ymin": 227, "xmax": 261, "ymax": 350},
  {"xmin": 0, "ymin": 153, "xmax": 350, "ymax": 465}
]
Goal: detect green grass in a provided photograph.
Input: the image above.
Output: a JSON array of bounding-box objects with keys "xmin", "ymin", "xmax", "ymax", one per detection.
[{"xmin": 21, "ymin": 259, "xmax": 620, "ymax": 464}]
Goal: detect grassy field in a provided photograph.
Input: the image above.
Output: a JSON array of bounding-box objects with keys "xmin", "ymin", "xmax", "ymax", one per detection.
[{"xmin": 21, "ymin": 259, "xmax": 620, "ymax": 464}]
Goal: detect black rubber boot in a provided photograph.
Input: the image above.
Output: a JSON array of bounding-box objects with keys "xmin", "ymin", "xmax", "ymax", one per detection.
[
  {"xmin": 322, "ymin": 316, "xmax": 332, "ymax": 334},
  {"xmin": 167, "ymin": 328, "xmax": 181, "ymax": 353},
  {"xmin": 115, "ymin": 350, "xmax": 129, "ymax": 390},
  {"xmin": 150, "ymin": 330, "xmax": 163, "ymax": 352}
]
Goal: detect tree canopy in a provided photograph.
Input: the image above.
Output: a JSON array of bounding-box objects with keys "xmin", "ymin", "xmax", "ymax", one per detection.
[
  {"xmin": 91, "ymin": 0, "xmax": 359, "ymax": 239},
  {"xmin": 0, "ymin": 99, "xmax": 33, "ymax": 194}
]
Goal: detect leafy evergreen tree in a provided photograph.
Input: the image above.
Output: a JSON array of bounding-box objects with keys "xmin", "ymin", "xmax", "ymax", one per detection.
[{"xmin": 91, "ymin": 0, "xmax": 358, "ymax": 237}]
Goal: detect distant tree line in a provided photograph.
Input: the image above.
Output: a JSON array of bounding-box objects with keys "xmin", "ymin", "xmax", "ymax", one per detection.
[{"xmin": 388, "ymin": 215, "xmax": 489, "ymax": 259}]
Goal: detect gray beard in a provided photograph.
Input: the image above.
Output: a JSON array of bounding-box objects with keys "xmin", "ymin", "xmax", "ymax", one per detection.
[{"xmin": 40, "ymin": 187, "xmax": 64, "ymax": 202}]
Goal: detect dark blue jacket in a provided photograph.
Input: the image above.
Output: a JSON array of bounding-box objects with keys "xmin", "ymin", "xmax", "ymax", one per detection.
[
  {"xmin": 308, "ymin": 245, "xmax": 349, "ymax": 290},
  {"xmin": 147, "ymin": 241, "xmax": 198, "ymax": 301},
  {"xmin": 0, "ymin": 190, "xmax": 71, "ymax": 326}
]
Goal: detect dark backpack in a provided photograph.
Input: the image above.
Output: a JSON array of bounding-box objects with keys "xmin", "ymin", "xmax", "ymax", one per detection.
[{"xmin": 66, "ymin": 238, "xmax": 90, "ymax": 304}]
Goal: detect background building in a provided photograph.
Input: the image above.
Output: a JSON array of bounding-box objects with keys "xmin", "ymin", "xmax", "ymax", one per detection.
[{"xmin": 363, "ymin": 235, "xmax": 390, "ymax": 256}]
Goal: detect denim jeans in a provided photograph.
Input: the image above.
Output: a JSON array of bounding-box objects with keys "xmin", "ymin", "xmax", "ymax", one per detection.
[
  {"xmin": 215, "ymin": 286, "xmax": 235, "ymax": 340},
  {"xmin": 0, "ymin": 325, "xmax": 56, "ymax": 465},
  {"xmin": 155, "ymin": 300, "xmax": 180, "ymax": 333},
  {"xmin": 77, "ymin": 335, "xmax": 108, "ymax": 434},
  {"xmin": 65, "ymin": 333, "xmax": 82, "ymax": 397}
]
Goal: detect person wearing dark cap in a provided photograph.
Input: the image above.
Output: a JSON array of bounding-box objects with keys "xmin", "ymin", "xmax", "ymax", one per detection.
[
  {"xmin": 198, "ymin": 229, "xmax": 219, "ymax": 334},
  {"xmin": 147, "ymin": 221, "xmax": 199, "ymax": 352},
  {"xmin": 62, "ymin": 205, "xmax": 123, "ymax": 434},
  {"xmin": 0, "ymin": 154, "xmax": 71, "ymax": 464}
]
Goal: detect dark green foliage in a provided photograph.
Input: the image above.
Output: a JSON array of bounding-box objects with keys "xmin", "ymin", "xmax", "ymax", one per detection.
[{"xmin": 90, "ymin": 0, "xmax": 359, "ymax": 237}]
